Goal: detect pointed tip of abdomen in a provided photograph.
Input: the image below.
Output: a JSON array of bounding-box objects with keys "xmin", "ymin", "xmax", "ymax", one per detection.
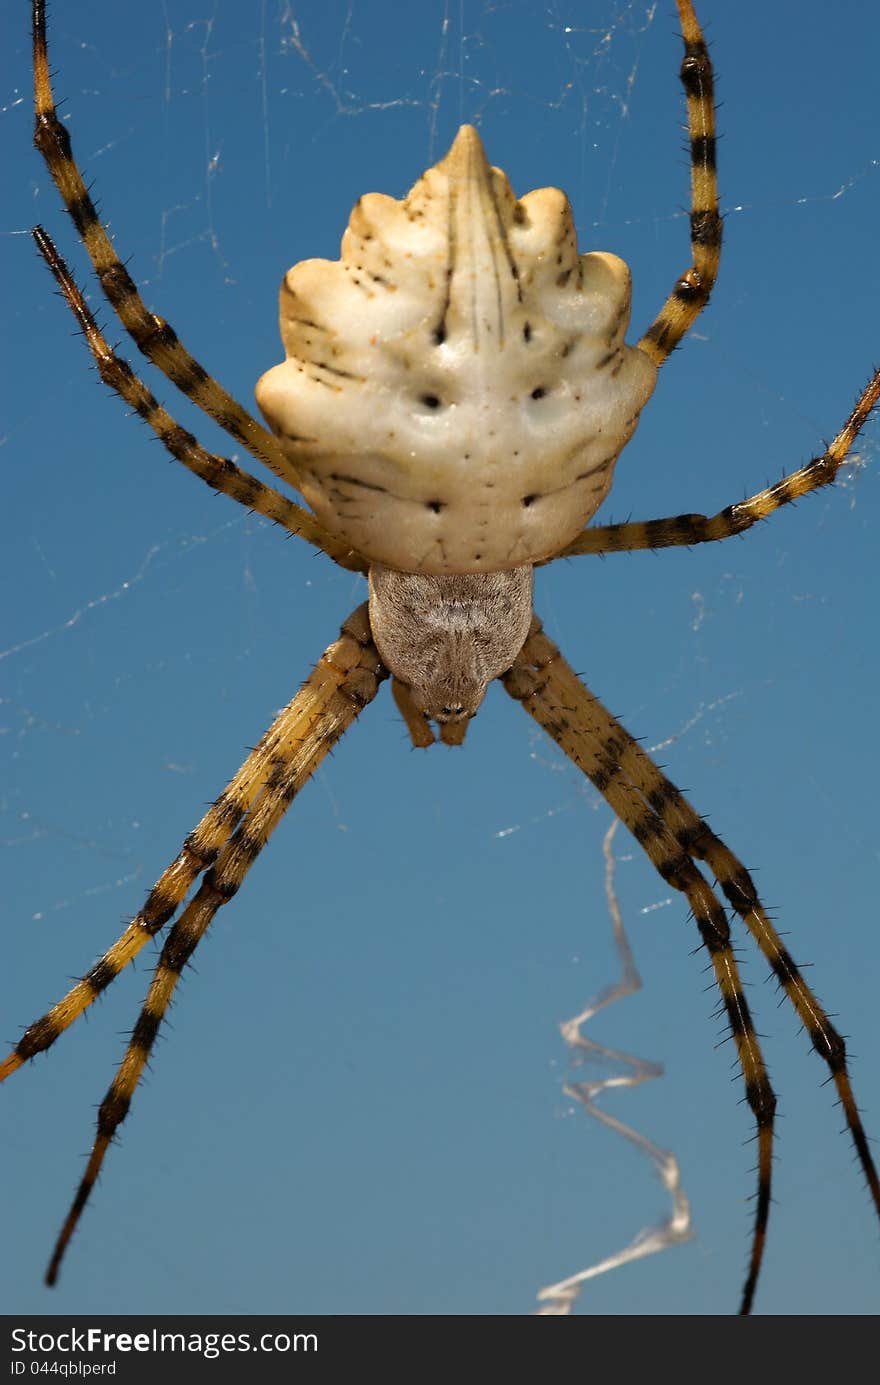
[{"xmin": 438, "ymin": 123, "xmax": 491, "ymax": 178}]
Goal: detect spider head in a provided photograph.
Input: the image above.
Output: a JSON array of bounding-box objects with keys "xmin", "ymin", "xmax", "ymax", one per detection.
[{"xmin": 368, "ymin": 565, "xmax": 534, "ymax": 747}]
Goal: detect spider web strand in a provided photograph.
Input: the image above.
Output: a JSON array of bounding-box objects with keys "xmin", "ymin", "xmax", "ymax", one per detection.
[{"xmin": 536, "ymin": 821, "xmax": 693, "ymax": 1316}]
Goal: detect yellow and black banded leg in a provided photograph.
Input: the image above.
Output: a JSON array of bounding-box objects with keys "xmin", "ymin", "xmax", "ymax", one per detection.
[
  {"xmin": 31, "ymin": 0, "xmax": 298, "ymax": 490},
  {"xmin": 637, "ymin": 0, "xmax": 721, "ymax": 368},
  {"xmin": 581, "ymin": 706, "xmax": 880, "ymax": 1230},
  {"xmin": 559, "ymin": 367, "xmax": 880, "ymax": 558},
  {"xmin": 0, "ymin": 608, "xmax": 385, "ymax": 1094},
  {"xmin": 503, "ymin": 617, "xmax": 776, "ymax": 1315},
  {"xmin": 40, "ymin": 605, "xmax": 386, "ymax": 1284},
  {"xmin": 33, "ymin": 227, "xmax": 365, "ymax": 573}
]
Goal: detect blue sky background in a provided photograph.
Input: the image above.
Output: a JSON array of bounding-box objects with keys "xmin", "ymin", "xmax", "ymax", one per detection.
[{"xmin": 1, "ymin": 0, "xmax": 878, "ymax": 1316}]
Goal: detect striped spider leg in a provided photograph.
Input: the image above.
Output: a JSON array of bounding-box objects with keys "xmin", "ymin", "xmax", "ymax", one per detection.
[
  {"xmin": 1, "ymin": 232, "xmax": 384, "ymax": 1280},
  {"xmin": 37, "ymin": 595, "xmax": 386, "ymax": 1286},
  {"xmin": 30, "ymin": 0, "xmax": 303, "ymax": 490},
  {"xmin": 31, "ymin": 0, "xmax": 364, "ymax": 570},
  {"xmin": 503, "ymin": 618, "xmax": 880, "ymax": 1316},
  {"xmin": 27, "ymin": 226, "xmax": 365, "ymax": 575},
  {"xmin": 637, "ymin": 0, "xmax": 721, "ymax": 368},
  {"xmin": 559, "ymin": 0, "xmax": 879, "ymax": 562},
  {"xmin": 559, "ymin": 367, "xmax": 880, "ymax": 560}
]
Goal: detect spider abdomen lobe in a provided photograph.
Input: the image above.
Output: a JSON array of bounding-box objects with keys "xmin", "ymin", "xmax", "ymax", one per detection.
[{"xmin": 256, "ymin": 124, "xmax": 656, "ymax": 574}]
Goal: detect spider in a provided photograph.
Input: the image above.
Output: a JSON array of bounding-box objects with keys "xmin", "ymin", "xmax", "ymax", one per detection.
[{"xmin": 4, "ymin": 0, "xmax": 879, "ymax": 1314}]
